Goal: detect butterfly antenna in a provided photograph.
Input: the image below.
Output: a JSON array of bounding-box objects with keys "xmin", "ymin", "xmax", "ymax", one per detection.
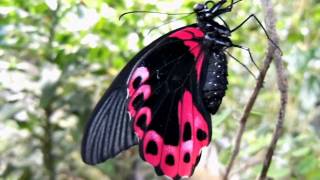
[
  {"xmin": 231, "ymin": 0, "xmax": 243, "ymax": 6},
  {"xmin": 221, "ymin": 0, "xmax": 243, "ymax": 10},
  {"xmin": 147, "ymin": 12, "xmax": 195, "ymax": 35},
  {"xmin": 119, "ymin": 11, "xmax": 193, "ymax": 20},
  {"xmin": 226, "ymin": 51, "xmax": 258, "ymax": 80}
]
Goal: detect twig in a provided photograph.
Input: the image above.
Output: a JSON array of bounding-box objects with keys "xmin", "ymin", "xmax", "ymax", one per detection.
[
  {"xmin": 223, "ymin": 2, "xmax": 281, "ymax": 179},
  {"xmin": 258, "ymin": 0, "xmax": 288, "ymax": 179}
]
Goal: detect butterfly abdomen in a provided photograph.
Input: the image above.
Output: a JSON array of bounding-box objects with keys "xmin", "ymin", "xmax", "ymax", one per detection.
[{"xmin": 202, "ymin": 51, "xmax": 228, "ymax": 114}]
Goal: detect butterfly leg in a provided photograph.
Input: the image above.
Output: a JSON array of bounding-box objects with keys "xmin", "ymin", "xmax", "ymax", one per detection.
[
  {"xmin": 231, "ymin": 44, "xmax": 260, "ymax": 72},
  {"xmin": 231, "ymin": 14, "xmax": 282, "ymax": 54},
  {"xmin": 225, "ymin": 50, "xmax": 258, "ymax": 80}
]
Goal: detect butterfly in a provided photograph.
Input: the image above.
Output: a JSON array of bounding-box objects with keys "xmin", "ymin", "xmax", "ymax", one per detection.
[{"xmin": 82, "ymin": 0, "xmax": 243, "ymax": 179}]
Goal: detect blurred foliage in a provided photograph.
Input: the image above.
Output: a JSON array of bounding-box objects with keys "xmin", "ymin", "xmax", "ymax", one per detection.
[{"xmin": 0, "ymin": 0, "xmax": 319, "ymax": 179}]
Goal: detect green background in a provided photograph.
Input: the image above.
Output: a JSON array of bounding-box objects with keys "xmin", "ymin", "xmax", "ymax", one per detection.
[{"xmin": 0, "ymin": 0, "xmax": 319, "ymax": 179}]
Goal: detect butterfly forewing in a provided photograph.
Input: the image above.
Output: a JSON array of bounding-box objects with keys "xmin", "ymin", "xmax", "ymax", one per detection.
[{"xmin": 81, "ymin": 65, "xmax": 139, "ymax": 165}]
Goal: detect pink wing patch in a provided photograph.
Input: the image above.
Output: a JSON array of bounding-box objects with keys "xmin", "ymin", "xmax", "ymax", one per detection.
[
  {"xmin": 169, "ymin": 27, "xmax": 205, "ymax": 80},
  {"xmin": 127, "ymin": 27, "xmax": 210, "ymax": 179},
  {"xmin": 128, "ymin": 67, "xmax": 152, "ymax": 138},
  {"xmin": 140, "ymin": 90, "xmax": 210, "ymax": 178},
  {"xmin": 177, "ymin": 90, "xmax": 210, "ymax": 176}
]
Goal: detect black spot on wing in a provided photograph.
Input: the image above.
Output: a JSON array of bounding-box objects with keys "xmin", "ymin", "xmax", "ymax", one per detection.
[
  {"xmin": 133, "ymin": 76, "xmax": 142, "ymax": 89},
  {"xmin": 136, "ymin": 114, "xmax": 147, "ymax": 130},
  {"xmin": 183, "ymin": 153, "xmax": 191, "ymax": 163},
  {"xmin": 133, "ymin": 93, "xmax": 144, "ymax": 110},
  {"xmin": 165, "ymin": 154, "xmax": 175, "ymax": 166},
  {"xmin": 81, "ymin": 89, "xmax": 138, "ymax": 165},
  {"xmin": 146, "ymin": 141, "xmax": 158, "ymax": 155},
  {"xmin": 196, "ymin": 129, "xmax": 207, "ymax": 141},
  {"xmin": 183, "ymin": 122, "xmax": 192, "ymax": 141}
]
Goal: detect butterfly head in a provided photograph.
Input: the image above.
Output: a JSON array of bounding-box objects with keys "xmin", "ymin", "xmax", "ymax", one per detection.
[{"xmin": 193, "ymin": 0, "xmax": 228, "ymax": 20}]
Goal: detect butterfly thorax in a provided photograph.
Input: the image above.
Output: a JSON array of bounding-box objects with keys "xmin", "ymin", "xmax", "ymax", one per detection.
[
  {"xmin": 194, "ymin": 1, "xmax": 233, "ymax": 50},
  {"xmin": 202, "ymin": 23, "xmax": 232, "ymax": 51}
]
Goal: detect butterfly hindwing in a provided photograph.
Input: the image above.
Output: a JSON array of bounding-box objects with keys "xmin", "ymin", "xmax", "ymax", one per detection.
[
  {"xmin": 127, "ymin": 26, "xmax": 212, "ymax": 178},
  {"xmin": 82, "ymin": 25, "xmax": 212, "ymax": 179},
  {"xmin": 81, "ymin": 25, "xmax": 207, "ymax": 166}
]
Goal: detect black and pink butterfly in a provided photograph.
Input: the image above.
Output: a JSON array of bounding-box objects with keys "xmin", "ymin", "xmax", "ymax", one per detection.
[{"xmin": 81, "ymin": 0, "xmax": 269, "ymax": 179}]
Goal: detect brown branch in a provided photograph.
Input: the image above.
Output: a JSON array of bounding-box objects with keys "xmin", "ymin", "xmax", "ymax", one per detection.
[
  {"xmin": 259, "ymin": 0, "xmax": 288, "ymax": 179},
  {"xmin": 224, "ymin": 1, "xmax": 282, "ymax": 179}
]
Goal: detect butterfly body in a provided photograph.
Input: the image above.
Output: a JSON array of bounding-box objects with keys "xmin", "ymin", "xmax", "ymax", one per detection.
[
  {"xmin": 202, "ymin": 50, "xmax": 228, "ymax": 114},
  {"xmin": 82, "ymin": 1, "xmax": 235, "ymax": 179}
]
